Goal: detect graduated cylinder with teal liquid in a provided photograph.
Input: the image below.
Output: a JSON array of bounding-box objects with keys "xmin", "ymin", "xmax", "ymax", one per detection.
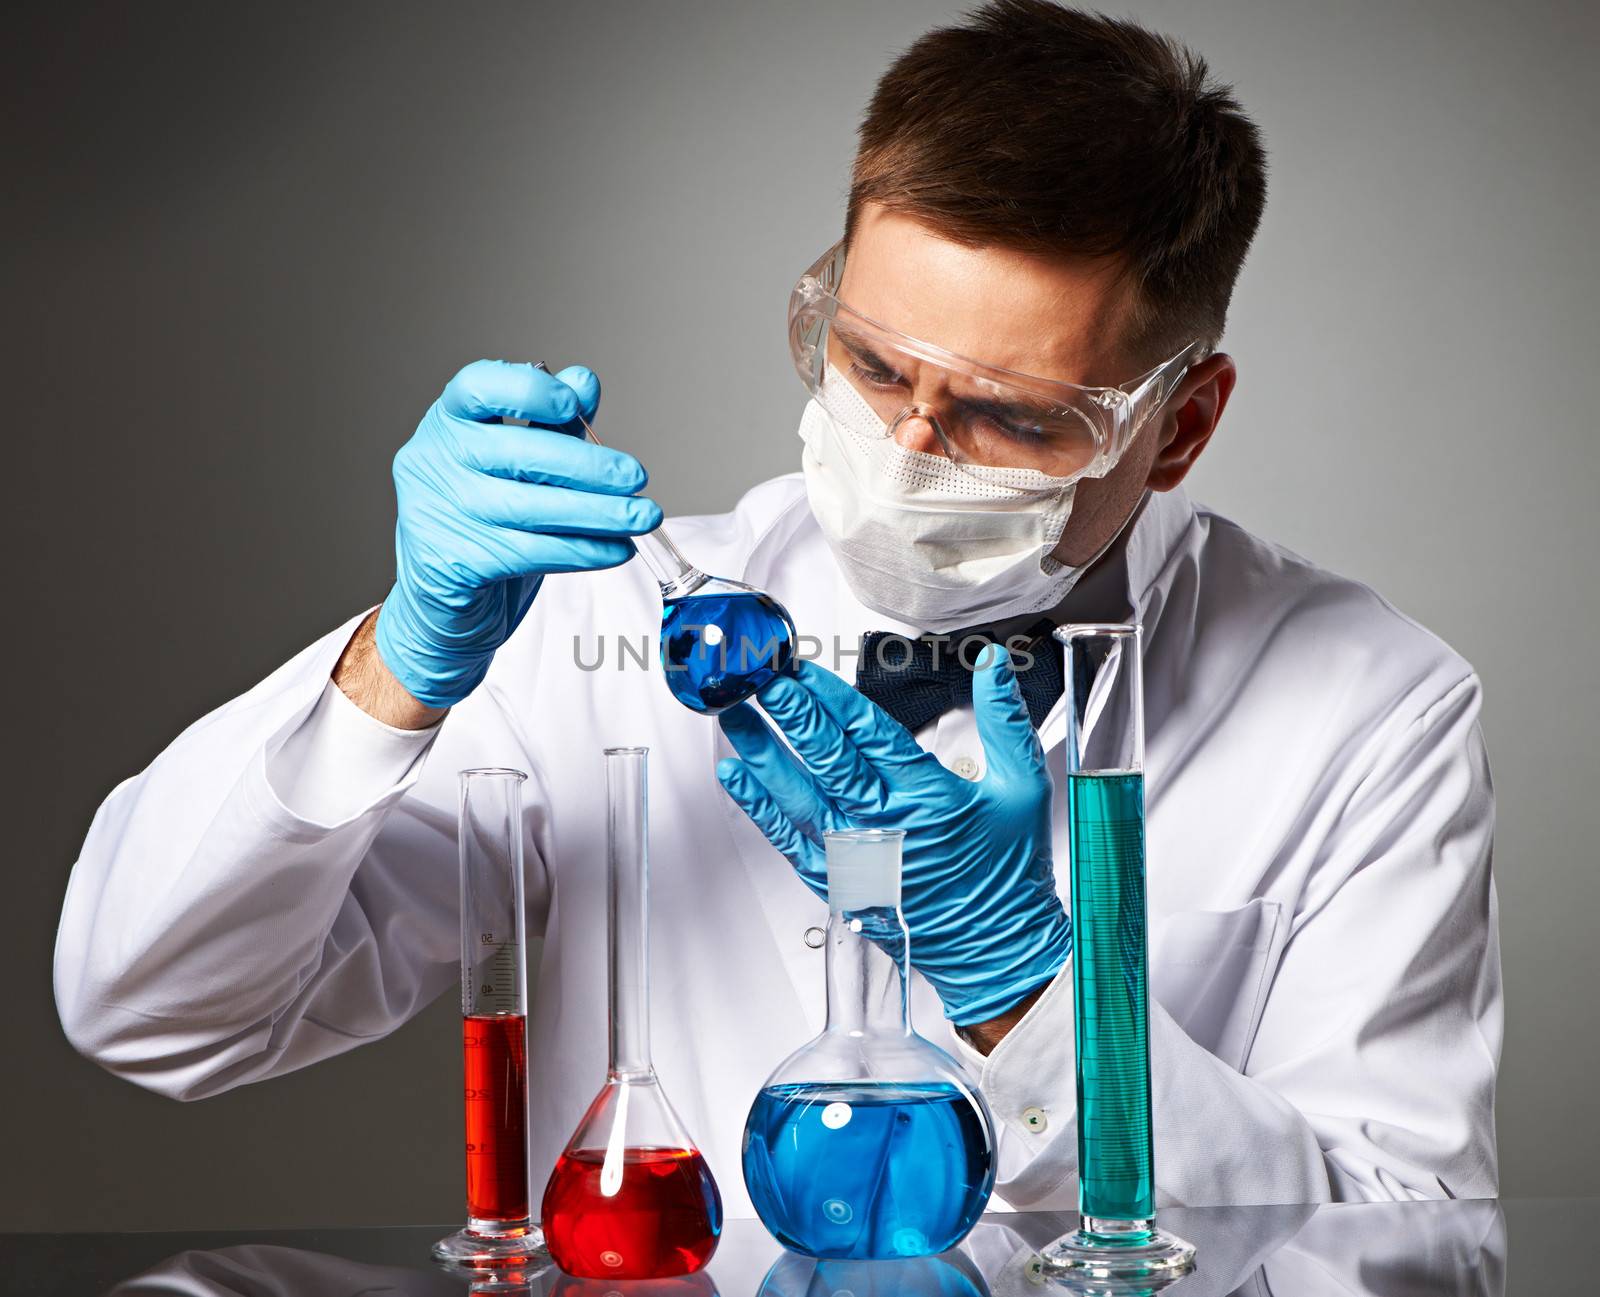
[{"xmin": 1039, "ymin": 624, "xmax": 1195, "ymax": 1285}]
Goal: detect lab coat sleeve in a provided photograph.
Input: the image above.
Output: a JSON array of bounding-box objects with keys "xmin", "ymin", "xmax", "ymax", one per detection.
[
  {"xmin": 970, "ymin": 675, "xmax": 1499, "ymax": 1207},
  {"xmin": 266, "ymin": 676, "xmax": 439, "ymax": 826},
  {"xmin": 52, "ymin": 610, "xmax": 531, "ymax": 1101}
]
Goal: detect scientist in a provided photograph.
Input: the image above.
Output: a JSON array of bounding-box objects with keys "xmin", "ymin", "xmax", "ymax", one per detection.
[{"xmin": 55, "ymin": 1, "xmax": 1499, "ymax": 1211}]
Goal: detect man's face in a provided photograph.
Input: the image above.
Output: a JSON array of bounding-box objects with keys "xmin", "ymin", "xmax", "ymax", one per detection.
[{"xmin": 839, "ymin": 204, "xmax": 1193, "ymax": 567}]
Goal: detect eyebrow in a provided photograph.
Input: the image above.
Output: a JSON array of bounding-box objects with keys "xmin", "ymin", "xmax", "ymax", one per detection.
[{"xmin": 836, "ymin": 328, "xmax": 1059, "ymax": 427}]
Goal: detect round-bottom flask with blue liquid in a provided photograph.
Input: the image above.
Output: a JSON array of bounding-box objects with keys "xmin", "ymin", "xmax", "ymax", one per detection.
[
  {"xmin": 742, "ymin": 829, "xmax": 997, "ymax": 1259},
  {"xmin": 660, "ymin": 576, "xmax": 796, "ymax": 714}
]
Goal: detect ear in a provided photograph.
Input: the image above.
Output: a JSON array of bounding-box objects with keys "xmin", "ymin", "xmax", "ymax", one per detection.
[{"xmin": 1146, "ymin": 353, "xmax": 1236, "ymax": 492}]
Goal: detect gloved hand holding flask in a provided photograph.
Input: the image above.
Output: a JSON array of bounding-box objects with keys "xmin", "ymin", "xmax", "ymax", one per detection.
[
  {"xmin": 717, "ymin": 649, "xmax": 1070, "ymax": 1026},
  {"xmin": 374, "ymin": 359, "xmax": 663, "ymax": 708}
]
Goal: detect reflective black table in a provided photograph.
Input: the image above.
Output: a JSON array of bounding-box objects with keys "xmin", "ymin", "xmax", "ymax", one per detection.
[{"xmin": 5, "ymin": 1198, "xmax": 1583, "ymax": 1294}]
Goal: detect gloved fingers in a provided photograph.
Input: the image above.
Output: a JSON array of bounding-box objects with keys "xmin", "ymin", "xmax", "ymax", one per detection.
[
  {"xmin": 441, "ymin": 358, "xmax": 593, "ymax": 425},
  {"xmin": 460, "ymin": 475, "xmax": 662, "ymax": 537},
  {"xmin": 718, "ymin": 703, "xmax": 837, "ymax": 839},
  {"xmin": 972, "ymin": 645, "xmax": 1049, "ymax": 785},
  {"xmin": 753, "ymin": 672, "xmax": 892, "ymax": 816},
  {"xmin": 471, "ymin": 528, "xmax": 638, "ymax": 579},
  {"xmin": 716, "ymin": 758, "xmax": 826, "ymax": 889},
  {"xmin": 448, "ymin": 421, "xmax": 649, "ymax": 495},
  {"xmin": 790, "ymin": 660, "xmax": 929, "ymax": 770},
  {"xmin": 550, "ymin": 364, "xmax": 602, "ymax": 422}
]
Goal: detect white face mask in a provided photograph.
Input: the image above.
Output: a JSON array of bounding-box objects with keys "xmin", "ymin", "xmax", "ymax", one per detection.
[{"xmin": 798, "ymin": 371, "xmax": 1087, "ymax": 632}]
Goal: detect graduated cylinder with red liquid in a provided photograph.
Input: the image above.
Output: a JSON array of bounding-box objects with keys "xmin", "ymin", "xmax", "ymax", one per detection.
[
  {"xmin": 462, "ymin": 1012, "xmax": 528, "ymax": 1224},
  {"xmin": 540, "ymin": 746, "xmax": 722, "ymax": 1279},
  {"xmin": 433, "ymin": 768, "xmax": 542, "ymax": 1268}
]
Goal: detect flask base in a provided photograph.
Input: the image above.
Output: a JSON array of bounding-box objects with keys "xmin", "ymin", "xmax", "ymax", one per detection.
[
  {"xmin": 1035, "ymin": 1217, "xmax": 1195, "ymax": 1290},
  {"xmin": 431, "ymin": 1220, "xmax": 548, "ymax": 1273}
]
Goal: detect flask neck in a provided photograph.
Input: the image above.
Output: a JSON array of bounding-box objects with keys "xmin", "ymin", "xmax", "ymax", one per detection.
[
  {"xmin": 558, "ymin": 394, "xmax": 706, "ymax": 601},
  {"xmin": 606, "ymin": 750, "xmax": 653, "ymax": 1079},
  {"xmin": 823, "ymin": 904, "xmax": 912, "ymax": 1037},
  {"xmin": 634, "ymin": 530, "xmax": 708, "ymax": 600}
]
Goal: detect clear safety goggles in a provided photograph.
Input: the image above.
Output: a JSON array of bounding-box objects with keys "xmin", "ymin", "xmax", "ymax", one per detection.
[{"xmin": 789, "ymin": 242, "xmax": 1207, "ymax": 483}]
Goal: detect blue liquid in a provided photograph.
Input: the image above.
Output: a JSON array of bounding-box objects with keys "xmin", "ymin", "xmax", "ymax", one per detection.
[
  {"xmin": 742, "ymin": 1082, "xmax": 995, "ymax": 1259},
  {"xmin": 1067, "ymin": 770, "xmax": 1154, "ymax": 1223},
  {"xmin": 757, "ymin": 1253, "xmax": 989, "ymax": 1297},
  {"xmin": 661, "ymin": 588, "xmax": 797, "ymax": 713}
]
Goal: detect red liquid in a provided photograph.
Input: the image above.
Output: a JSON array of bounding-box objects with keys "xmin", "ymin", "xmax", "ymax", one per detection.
[
  {"xmin": 462, "ymin": 1014, "xmax": 529, "ymax": 1225},
  {"xmin": 541, "ymin": 1146, "xmax": 722, "ymax": 1278}
]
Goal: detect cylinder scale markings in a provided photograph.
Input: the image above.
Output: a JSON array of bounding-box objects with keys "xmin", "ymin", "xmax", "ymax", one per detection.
[{"xmin": 467, "ymin": 936, "xmax": 522, "ymax": 1016}]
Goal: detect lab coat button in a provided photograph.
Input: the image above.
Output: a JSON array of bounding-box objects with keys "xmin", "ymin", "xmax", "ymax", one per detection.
[
  {"xmin": 1021, "ymin": 1105, "xmax": 1048, "ymax": 1132},
  {"xmin": 803, "ymin": 926, "xmax": 826, "ymax": 949},
  {"xmin": 951, "ymin": 755, "xmax": 980, "ymax": 780}
]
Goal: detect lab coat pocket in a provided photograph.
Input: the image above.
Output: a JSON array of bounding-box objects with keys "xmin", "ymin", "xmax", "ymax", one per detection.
[{"xmin": 1149, "ymin": 899, "xmax": 1285, "ymax": 1073}]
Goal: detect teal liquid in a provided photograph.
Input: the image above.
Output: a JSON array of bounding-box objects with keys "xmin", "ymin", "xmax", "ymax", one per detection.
[{"xmin": 1067, "ymin": 770, "xmax": 1154, "ymax": 1223}]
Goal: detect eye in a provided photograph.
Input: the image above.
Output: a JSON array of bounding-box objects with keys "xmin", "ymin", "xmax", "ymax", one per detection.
[
  {"xmin": 847, "ymin": 358, "xmax": 908, "ymax": 391},
  {"xmin": 972, "ymin": 410, "xmax": 1052, "ymax": 447}
]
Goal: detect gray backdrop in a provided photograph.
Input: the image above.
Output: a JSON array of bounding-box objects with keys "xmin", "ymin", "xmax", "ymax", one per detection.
[{"xmin": 5, "ymin": 0, "xmax": 1595, "ymax": 1231}]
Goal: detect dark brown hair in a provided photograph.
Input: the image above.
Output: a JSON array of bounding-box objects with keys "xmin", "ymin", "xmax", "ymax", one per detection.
[{"xmin": 846, "ymin": 0, "xmax": 1267, "ymax": 361}]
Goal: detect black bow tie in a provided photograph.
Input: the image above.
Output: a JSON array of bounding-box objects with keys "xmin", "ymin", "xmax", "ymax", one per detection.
[{"xmin": 855, "ymin": 620, "xmax": 1066, "ymax": 733}]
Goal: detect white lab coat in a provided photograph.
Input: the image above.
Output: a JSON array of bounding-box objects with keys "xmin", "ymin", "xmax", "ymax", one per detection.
[{"xmin": 54, "ymin": 477, "xmax": 1500, "ymax": 1215}]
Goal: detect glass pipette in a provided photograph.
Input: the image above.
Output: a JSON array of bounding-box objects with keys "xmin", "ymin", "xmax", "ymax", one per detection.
[{"xmin": 533, "ymin": 362, "xmax": 799, "ymax": 713}]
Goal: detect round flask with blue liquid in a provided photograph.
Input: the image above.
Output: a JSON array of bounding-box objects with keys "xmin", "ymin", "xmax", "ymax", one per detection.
[{"xmin": 742, "ymin": 829, "xmax": 997, "ymax": 1259}]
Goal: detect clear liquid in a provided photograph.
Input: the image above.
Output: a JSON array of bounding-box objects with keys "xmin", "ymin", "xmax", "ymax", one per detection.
[
  {"xmin": 660, "ymin": 588, "xmax": 796, "ymax": 713},
  {"xmin": 1068, "ymin": 770, "xmax": 1154, "ymax": 1222},
  {"xmin": 742, "ymin": 1082, "xmax": 994, "ymax": 1259}
]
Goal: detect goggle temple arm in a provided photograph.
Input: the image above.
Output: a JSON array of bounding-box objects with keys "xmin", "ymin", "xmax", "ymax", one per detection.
[{"xmin": 1123, "ymin": 340, "xmax": 1211, "ymax": 432}]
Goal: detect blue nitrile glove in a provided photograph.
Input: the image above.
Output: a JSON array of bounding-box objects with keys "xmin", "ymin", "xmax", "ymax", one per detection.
[
  {"xmin": 374, "ymin": 359, "xmax": 662, "ymax": 708},
  {"xmin": 716, "ymin": 648, "xmax": 1071, "ymax": 1026}
]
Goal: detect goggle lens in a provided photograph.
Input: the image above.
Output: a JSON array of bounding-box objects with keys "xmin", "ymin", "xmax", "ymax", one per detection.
[
  {"xmin": 808, "ymin": 316, "xmax": 1105, "ymax": 480},
  {"xmin": 787, "ymin": 242, "xmax": 1203, "ymax": 487}
]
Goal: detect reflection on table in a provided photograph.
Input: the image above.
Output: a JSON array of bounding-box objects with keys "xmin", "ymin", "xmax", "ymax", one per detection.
[{"xmin": 102, "ymin": 1198, "xmax": 1507, "ymax": 1296}]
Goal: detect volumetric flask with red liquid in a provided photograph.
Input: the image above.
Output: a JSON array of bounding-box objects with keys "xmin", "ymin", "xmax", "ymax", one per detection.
[
  {"xmin": 434, "ymin": 768, "xmax": 545, "ymax": 1268},
  {"xmin": 540, "ymin": 746, "xmax": 723, "ymax": 1279}
]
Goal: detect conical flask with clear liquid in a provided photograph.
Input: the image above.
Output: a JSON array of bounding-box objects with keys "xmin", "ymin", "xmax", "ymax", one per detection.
[
  {"xmin": 742, "ymin": 829, "xmax": 998, "ymax": 1259},
  {"xmin": 532, "ymin": 362, "xmax": 798, "ymax": 713},
  {"xmin": 540, "ymin": 746, "xmax": 723, "ymax": 1279}
]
